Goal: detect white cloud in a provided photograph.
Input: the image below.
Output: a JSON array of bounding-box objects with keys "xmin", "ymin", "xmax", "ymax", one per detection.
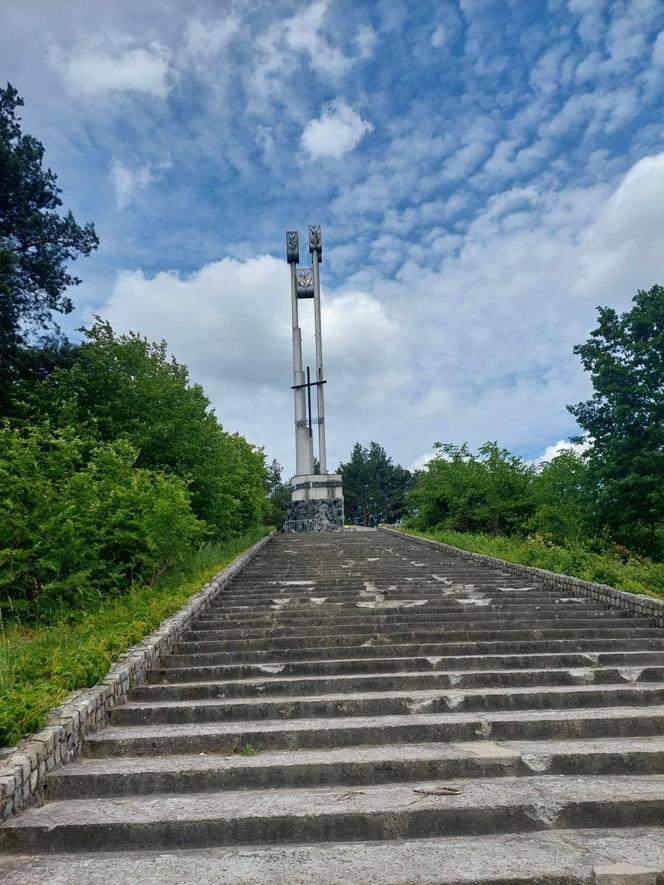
[
  {"xmin": 247, "ymin": 1, "xmax": 353, "ymax": 111},
  {"xmin": 109, "ymin": 158, "xmax": 171, "ymax": 208},
  {"xmin": 284, "ymin": 0, "xmax": 351, "ymax": 77},
  {"xmin": 301, "ymin": 100, "xmax": 373, "ymax": 160},
  {"xmin": 182, "ymin": 15, "xmax": 240, "ymax": 68},
  {"xmin": 430, "ymin": 26, "xmax": 447, "ymax": 48},
  {"xmin": 653, "ymin": 31, "xmax": 664, "ymax": 66},
  {"xmin": 97, "ymin": 256, "xmax": 396, "ymax": 470},
  {"xmin": 411, "ymin": 451, "xmax": 435, "ymax": 471},
  {"xmin": 54, "ymin": 41, "xmax": 172, "ymax": 98},
  {"xmin": 532, "ymin": 439, "xmax": 589, "ymax": 465},
  {"xmin": 574, "ymin": 152, "xmax": 664, "ymax": 298},
  {"xmin": 354, "ymin": 25, "xmax": 378, "ymax": 58}
]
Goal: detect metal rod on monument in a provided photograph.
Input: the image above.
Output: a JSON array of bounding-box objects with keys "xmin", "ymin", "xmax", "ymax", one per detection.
[
  {"xmin": 306, "ymin": 366, "xmax": 313, "ymax": 438},
  {"xmin": 287, "ymin": 231, "xmax": 313, "ymax": 476},
  {"xmin": 309, "ymin": 223, "xmax": 327, "ymax": 474}
]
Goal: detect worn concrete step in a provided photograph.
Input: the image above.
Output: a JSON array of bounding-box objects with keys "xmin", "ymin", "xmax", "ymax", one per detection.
[
  {"xmin": 186, "ymin": 615, "xmax": 640, "ymax": 641},
  {"xmin": 2, "ymin": 827, "xmax": 664, "ymax": 884},
  {"xmin": 85, "ymin": 705, "xmax": 664, "ymax": 756},
  {"xmin": 3, "ymin": 775, "xmax": 664, "ymax": 853},
  {"xmin": 181, "ymin": 619, "xmax": 649, "ymax": 647},
  {"xmin": 162, "ymin": 636, "xmax": 664, "ymax": 667},
  {"xmin": 46, "ymin": 737, "xmax": 664, "ymax": 799},
  {"xmin": 211, "ymin": 582, "xmax": 598, "ymax": 595},
  {"xmin": 148, "ymin": 649, "xmax": 664, "ymax": 683},
  {"xmin": 209, "ymin": 592, "xmax": 580, "ymax": 608},
  {"xmin": 112, "ymin": 683, "xmax": 664, "ymax": 726},
  {"xmin": 181, "ymin": 627, "xmax": 661, "ymax": 653},
  {"xmin": 203, "ymin": 596, "xmax": 599, "ymax": 614},
  {"xmin": 133, "ymin": 665, "xmax": 664, "ymax": 701},
  {"xmin": 196, "ymin": 605, "xmax": 619, "ymax": 628}
]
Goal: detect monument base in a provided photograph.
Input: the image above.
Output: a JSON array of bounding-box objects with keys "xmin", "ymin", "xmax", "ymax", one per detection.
[{"xmin": 285, "ymin": 473, "xmax": 344, "ymax": 532}]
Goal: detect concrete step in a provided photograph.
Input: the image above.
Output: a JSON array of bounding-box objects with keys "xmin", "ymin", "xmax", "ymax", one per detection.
[
  {"xmin": 2, "ymin": 827, "xmax": 664, "ymax": 884},
  {"xmin": 211, "ymin": 594, "xmax": 582, "ymax": 607},
  {"xmin": 207, "ymin": 591, "xmax": 588, "ymax": 607},
  {"xmin": 3, "ymin": 775, "xmax": 664, "ymax": 852},
  {"xmin": 199, "ymin": 598, "xmax": 623, "ymax": 614},
  {"xmin": 161, "ymin": 636, "xmax": 664, "ymax": 667},
  {"xmin": 184, "ymin": 616, "xmax": 642, "ymax": 641},
  {"xmin": 111, "ymin": 683, "xmax": 664, "ymax": 726},
  {"xmin": 195, "ymin": 605, "xmax": 622, "ymax": 627},
  {"xmin": 46, "ymin": 737, "xmax": 664, "ymax": 799},
  {"xmin": 148, "ymin": 649, "xmax": 664, "ymax": 682},
  {"xmin": 180, "ymin": 620, "xmax": 650, "ymax": 648},
  {"xmin": 85, "ymin": 705, "xmax": 664, "ymax": 756},
  {"xmin": 132, "ymin": 665, "xmax": 664, "ymax": 701}
]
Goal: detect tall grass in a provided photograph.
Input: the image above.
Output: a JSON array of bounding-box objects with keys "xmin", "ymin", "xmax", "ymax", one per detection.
[
  {"xmin": 401, "ymin": 528, "xmax": 664, "ymax": 601},
  {"xmin": 0, "ymin": 528, "xmax": 269, "ymax": 748}
]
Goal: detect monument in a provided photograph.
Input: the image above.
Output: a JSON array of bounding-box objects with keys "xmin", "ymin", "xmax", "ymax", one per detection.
[{"xmin": 284, "ymin": 225, "xmax": 344, "ymax": 531}]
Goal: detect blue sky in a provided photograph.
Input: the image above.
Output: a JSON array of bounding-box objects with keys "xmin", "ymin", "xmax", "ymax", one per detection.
[{"xmin": 3, "ymin": 0, "xmax": 664, "ymax": 474}]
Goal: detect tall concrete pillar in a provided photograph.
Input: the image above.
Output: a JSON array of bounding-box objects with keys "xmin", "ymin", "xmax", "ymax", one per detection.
[
  {"xmin": 287, "ymin": 231, "xmax": 313, "ymax": 476},
  {"xmin": 309, "ymin": 224, "xmax": 327, "ymax": 475}
]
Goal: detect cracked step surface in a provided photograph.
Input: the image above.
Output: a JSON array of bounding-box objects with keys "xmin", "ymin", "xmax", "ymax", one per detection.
[
  {"xmin": 46, "ymin": 737, "xmax": 664, "ymax": 798},
  {"xmin": 1, "ymin": 828, "xmax": 663, "ymax": 884},
  {"xmin": 85, "ymin": 704, "xmax": 664, "ymax": 755},
  {"xmin": 3, "ymin": 775, "xmax": 664, "ymax": 852}
]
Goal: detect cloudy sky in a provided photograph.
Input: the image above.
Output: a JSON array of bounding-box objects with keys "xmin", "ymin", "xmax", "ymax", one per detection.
[{"xmin": 3, "ymin": 0, "xmax": 664, "ymax": 474}]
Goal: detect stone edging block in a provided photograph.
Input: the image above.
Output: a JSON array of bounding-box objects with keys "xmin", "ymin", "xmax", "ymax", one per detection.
[
  {"xmin": 379, "ymin": 527, "xmax": 664, "ymax": 629},
  {"xmin": 0, "ymin": 531, "xmax": 274, "ymax": 822}
]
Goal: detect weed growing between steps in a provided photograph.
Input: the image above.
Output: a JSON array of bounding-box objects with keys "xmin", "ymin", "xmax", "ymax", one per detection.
[
  {"xmin": 400, "ymin": 528, "xmax": 664, "ymax": 601},
  {"xmin": 0, "ymin": 528, "xmax": 269, "ymax": 747}
]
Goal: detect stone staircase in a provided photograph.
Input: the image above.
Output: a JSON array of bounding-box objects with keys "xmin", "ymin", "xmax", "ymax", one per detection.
[{"xmin": 2, "ymin": 530, "xmax": 664, "ymax": 883}]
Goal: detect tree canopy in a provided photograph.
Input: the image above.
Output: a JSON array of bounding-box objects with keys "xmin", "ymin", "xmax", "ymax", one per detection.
[
  {"xmin": 339, "ymin": 442, "xmax": 412, "ymax": 526},
  {"xmin": 0, "ymin": 83, "xmax": 98, "ymax": 406},
  {"xmin": 568, "ymin": 285, "xmax": 664, "ymax": 556},
  {"xmin": 28, "ymin": 320, "xmax": 268, "ymax": 536}
]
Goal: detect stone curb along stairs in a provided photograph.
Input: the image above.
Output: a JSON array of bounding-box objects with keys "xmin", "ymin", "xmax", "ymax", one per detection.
[
  {"xmin": 0, "ymin": 531, "xmax": 274, "ymax": 822},
  {"xmin": 2, "ymin": 528, "xmax": 664, "ymax": 884}
]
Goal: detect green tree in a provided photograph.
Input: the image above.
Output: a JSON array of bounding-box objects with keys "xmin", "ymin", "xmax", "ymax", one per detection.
[
  {"xmin": 339, "ymin": 442, "xmax": 412, "ymax": 526},
  {"xmin": 568, "ymin": 285, "xmax": 664, "ymax": 556},
  {"xmin": 528, "ymin": 449, "xmax": 592, "ymax": 546},
  {"xmin": 410, "ymin": 442, "xmax": 534, "ymax": 535},
  {"xmin": 28, "ymin": 320, "xmax": 268, "ymax": 535},
  {"xmin": 0, "ymin": 84, "xmax": 98, "ymax": 409}
]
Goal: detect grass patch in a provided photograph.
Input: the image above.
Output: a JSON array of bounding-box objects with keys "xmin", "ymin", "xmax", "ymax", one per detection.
[
  {"xmin": 229, "ymin": 742, "xmax": 257, "ymax": 756},
  {"xmin": 0, "ymin": 527, "xmax": 270, "ymax": 748},
  {"xmin": 399, "ymin": 527, "xmax": 664, "ymax": 602}
]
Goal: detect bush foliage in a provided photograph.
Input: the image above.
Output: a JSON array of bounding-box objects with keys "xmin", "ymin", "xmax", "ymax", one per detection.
[
  {"xmin": 0, "ymin": 423, "xmax": 204, "ymax": 618},
  {"xmin": 1, "ymin": 321, "xmax": 269, "ymax": 621}
]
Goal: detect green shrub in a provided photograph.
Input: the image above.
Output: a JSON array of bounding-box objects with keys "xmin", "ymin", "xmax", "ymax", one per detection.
[{"xmin": 0, "ymin": 423, "xmax": 204, "ymax": 618}]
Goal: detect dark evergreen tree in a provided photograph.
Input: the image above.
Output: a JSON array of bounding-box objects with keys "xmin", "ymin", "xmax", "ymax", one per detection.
[
  {"xmin": 0, "ymin": 83, "xmax": 98, "ymax": 411},
  {"xmin": 339, "ymin": 442, "xmax": 412, "ymax": 526}
]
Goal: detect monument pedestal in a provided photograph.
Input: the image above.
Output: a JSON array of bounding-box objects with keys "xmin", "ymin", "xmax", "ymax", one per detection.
[{"xmin": 286, "ymin": 473, "xmax": 344, "ymax": 531}]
